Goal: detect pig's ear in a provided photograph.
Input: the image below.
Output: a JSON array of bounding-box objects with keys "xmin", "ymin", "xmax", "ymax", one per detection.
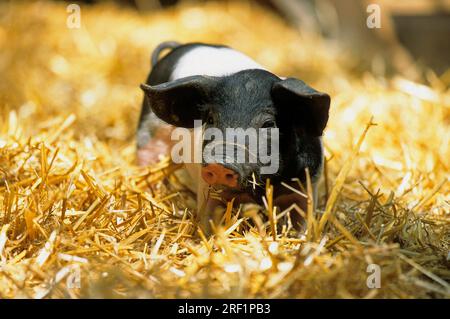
[
  {"xmin": 140, "ymin": 75, "xmax": 216, "ymax": 128},
  {"xmin": 272, "ymin": 78, "xmax": 330, "ymax": 136}
]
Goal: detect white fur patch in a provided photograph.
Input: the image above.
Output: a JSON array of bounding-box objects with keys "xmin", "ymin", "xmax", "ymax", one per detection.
[{"xmin": 170, "ymin": 46, "xmax": 265, "ymax": 80}]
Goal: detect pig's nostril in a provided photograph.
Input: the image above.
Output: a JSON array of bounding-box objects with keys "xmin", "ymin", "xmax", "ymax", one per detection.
[
  {"xmin": 225, "ymin": 173, "xmax": 235, "ymax": 181},
  {"xmin": 201, "ymin": 164, "xmax": 239, "ymax": 187}
]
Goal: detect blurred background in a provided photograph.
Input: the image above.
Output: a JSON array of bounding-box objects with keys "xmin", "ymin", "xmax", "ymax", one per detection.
[{"xmin": 62, "ymin": 0, "xmax": 450, "ymax": 77}]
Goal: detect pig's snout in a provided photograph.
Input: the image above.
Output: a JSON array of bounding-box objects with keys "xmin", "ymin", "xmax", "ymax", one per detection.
[{"xmin": 201, "ymin": 164, "xmax": 239, "ymax": 188}]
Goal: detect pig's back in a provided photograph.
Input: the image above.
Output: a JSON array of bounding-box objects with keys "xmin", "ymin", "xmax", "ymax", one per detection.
[
  {"xmin": 148, "ymin": 43, "xmax": 265, "ymax": 85},
  {"xmin": 170, "ymin": 45, "xmax": 265, "ymax": 80}
]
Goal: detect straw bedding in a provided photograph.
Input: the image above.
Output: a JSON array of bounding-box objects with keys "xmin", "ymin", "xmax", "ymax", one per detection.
[{"xmin": 0, "ymin": 1, "xmax": 448, "ymax": 298}]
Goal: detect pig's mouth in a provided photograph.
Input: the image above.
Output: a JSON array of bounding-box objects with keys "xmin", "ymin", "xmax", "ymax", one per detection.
[
  {"xmin": 208, "ymin": 186, "xmax": 258, "ymax": 205},
  {"xmin": 207, "ymin": 178, "xmax": 266, "ymax": 205}
]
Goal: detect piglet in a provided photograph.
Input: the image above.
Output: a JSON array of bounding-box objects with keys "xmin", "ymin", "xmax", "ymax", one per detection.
[{"xmin": 137, "ymin": 41, "xmax": 330, "ymax": 234}]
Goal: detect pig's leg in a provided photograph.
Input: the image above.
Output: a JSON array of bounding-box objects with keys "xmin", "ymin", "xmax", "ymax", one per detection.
[
  {"xmin": 182, "ymin": 127, "xmax": 224, "ymax": 235},
  {"xmin": 199, "ymin": 195, "xmax": 225, "ymax": 236},
  {"xmin": 185, "ymin": 163, "xmax": 220, "ymax": 235},
  {"xmin": 189, "ymin": 165, "xmax": 244, "ymax": 235},
  {"xmin": 136, "ymin": 107, "xmax": 174, "ymax": 166}
]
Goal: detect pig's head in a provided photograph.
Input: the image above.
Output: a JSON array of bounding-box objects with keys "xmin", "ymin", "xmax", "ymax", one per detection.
[{"xmin": 140, "ymin": 69, "xmax": 330, "ymax": 194}]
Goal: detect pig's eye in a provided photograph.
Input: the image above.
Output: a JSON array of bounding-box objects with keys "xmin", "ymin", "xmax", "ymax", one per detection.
[
  {"xmin": 261, "ymin": 120, "xmax": 276, "ymax": 128},
  {"xmin": 206, "ymin": 115, "xmax": 214, "ymax": 125}
]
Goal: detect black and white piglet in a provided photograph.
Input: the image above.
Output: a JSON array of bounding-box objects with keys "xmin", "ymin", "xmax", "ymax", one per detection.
[{"xmin": 137, "ymin": 41, "xmax": 330, "ymax": 232}]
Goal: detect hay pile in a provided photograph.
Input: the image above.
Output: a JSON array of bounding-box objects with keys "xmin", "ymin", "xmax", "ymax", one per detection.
[{"xmin": 0, "ymin": 1, "xmax": 449, "ymax": 298}]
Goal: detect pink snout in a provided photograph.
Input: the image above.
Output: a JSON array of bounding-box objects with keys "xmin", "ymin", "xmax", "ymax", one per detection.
[{"xmin": 201, "ymin": 164, "xmax": 239, "ymax": 188}]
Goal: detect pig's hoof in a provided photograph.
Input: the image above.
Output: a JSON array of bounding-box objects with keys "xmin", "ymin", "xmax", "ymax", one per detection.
[{"xmin": 137, "ymin": 139, "xmax": 169, "ymax": 166}]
